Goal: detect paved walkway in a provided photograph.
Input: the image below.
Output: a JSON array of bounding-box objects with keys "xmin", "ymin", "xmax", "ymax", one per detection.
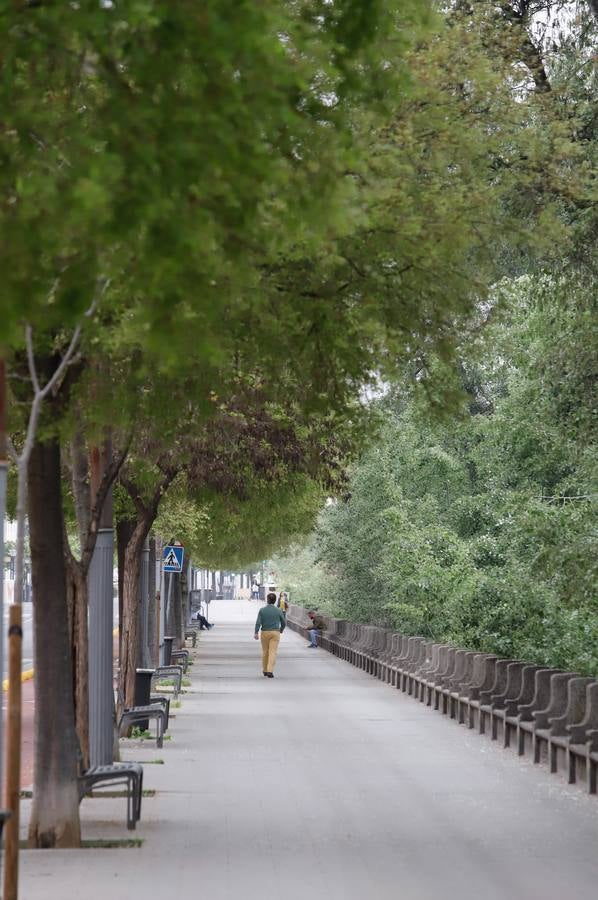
[{"xmin": 19, "ymin": 601, "xmax": 598, "ymax": 900}]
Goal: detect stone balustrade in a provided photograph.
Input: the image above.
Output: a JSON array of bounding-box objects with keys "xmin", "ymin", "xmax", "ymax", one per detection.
[{"xmin": 286, "ymin": 604, "xmax": 598, "ymax": 797}]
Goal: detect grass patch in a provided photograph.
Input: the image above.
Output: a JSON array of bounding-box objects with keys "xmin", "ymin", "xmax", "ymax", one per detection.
[
  {"xmin": 20, "ymin": 838, "xmax": 144, "ymax": 850},
  {"xmin": 129, "ymin": 727, "xmax": 152, "ymax": 740},
  {"xmin": 125, "ymin": 728, "xmax": 171, "ymax": 743},
  {"xmin": 83, "ymin": 838, "xmax": 144, "ymax": 849},
  {"xmin": 21, "ymin": 789, "xmax": 157, "ymax": 799},
  {"xmin": 89, "ymin": 789, "xmax": 156, "ymax": 798}
]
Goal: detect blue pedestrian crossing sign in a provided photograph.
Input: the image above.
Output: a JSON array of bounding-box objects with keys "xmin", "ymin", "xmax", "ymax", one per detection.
[{"xmin": 163, "ymin": 544, "xmax": 184, "ymax": 572}]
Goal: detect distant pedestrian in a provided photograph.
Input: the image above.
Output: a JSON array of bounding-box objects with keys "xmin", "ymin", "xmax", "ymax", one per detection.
[
  {"xmin": 251, "ymin": 580, "xmax": 260, "ymax": 601},
  {"xmin": 195, "ymin": 610, "xmax": 213, "ymax": 630},
  {"xmin": 254, "ymin": 592, "xmax": 286, "ymax": 678},
  {"xmin": 307, "ymin": 611, "xmax": 326, "ymax": 648},
  {"xmin": 277, "ymin": 591, "xmax": 289, "ymax": 614}
]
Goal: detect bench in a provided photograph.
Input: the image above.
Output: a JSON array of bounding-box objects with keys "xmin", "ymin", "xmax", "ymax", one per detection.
[
  {"xmin": 118, "ymin": 703, "xmax": 167, "ymax": 748},
  {"xmin": 429, "ymin": 646, "xmax": 462, "ymax": 711},
  {"xmin": 392, "ymin": 637, "xmax": 425, "ymax": 693},
  {"xmin": 286, "ymin": 602, "xmax": 598, "ymax": 798},
  {"xmin": 478, "ymin": 661, "xmax": 528, "ymax": 740},
  {"xmin": 532, "ymin": 676, "xmax": 595, "ymax": 770},
  {"xmin": 511, "ymin": 669, "xmax": 563, "ymax": 755},
  {"xmin": 457, "ymin": 655, "xmax": 499, "ymax": 728},
  {"xmin": 148, "ymin": 694, "xmax": 171, "ymax": 730},
  {"xmin": 420, "ymin": 645, "xmax": 454, "ymax": 706},
  {"xmin": 171, "ymin": 649, "xmax": 190, "ymax": 672},
  {"xmin": 405, "ymin": 640, "xmax": 433, "ymax": 698},
  {"xmin": 77, "ymin": 749, "xmax": 143, "ymax": 830},
  {"xmin": 151, "ymin": 664, "xmax": 184, "ymax": 700},
  {"xmin": 184, "ymin": 628, "xmax": 198, "ymax": 648},
  {"xmin": 566, "ymin": 682, "xmax": 598, "ymax": 792},
  {"xmin": 446, "ymin": 651, "xmax": 478, "ymax": 721},
  {"xmin": 377, "ymin": 632, "xmax": 399, "ymax": 683},
  {"xmin": 412, "ymin": 643, "xmax": 443, "ymax": 702}
]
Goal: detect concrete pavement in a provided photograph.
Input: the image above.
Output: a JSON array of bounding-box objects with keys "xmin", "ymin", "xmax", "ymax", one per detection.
[{"xmin": 18, "ymin": 600, "xmax": 598, "ymax": 900}]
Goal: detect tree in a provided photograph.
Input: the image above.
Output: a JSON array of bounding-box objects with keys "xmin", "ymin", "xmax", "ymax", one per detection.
[
  {"xmin": 279, "ymin": 273, "xmax": 597, "ymax": 672},
  {"xmin": 116, "ymin": 369, "xmax": 349, "ymax": 709}
]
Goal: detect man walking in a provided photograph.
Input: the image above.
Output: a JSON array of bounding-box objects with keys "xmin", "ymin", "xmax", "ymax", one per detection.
[{"xmin": 254, "ymin": 592, "xmax": 286, "ymax": 678}]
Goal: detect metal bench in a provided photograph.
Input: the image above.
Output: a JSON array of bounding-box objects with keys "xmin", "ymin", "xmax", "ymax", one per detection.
[
  {"xmin": 184, "ymin": 628, "xmax": 198, "ymax": 648},
  {"xmin": 151, "ymin": 664, "xmax": 183, "ymax": 700},
  {"xmin": 118, "ymin": 703, "xmax": 167, "ymax": 748},
  {"xmin": 149, "ymin": 694, "xmax": 171, "ymax": 730},
  {"xmin": 171, "ymin": 649, "xmax": 190, "ymax": 672},
  {"xmin": 77, "ymin": 748, "xmax": 143, "ymax": 831}
]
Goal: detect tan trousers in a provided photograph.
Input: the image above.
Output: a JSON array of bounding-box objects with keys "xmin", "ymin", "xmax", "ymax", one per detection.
[{"xmin": 261, "ymin": 630, "xmax": 281, "ymax": 673}]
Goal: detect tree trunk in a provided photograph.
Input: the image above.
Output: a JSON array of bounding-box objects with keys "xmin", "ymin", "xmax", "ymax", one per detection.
[
  {"xmin": 117, "ymin": 517, "xmax": 135, "ymax": 663},
  {"xmin": 28, "ymin": 437, "xmax": 81, "ymax": 848},
  {"xmin": 121, "ymin": 518, "xmax": 152, "ymax": 711},
  {"xmin": 65, "ymin": 555, "xmax": 90, "ymax": 769}
]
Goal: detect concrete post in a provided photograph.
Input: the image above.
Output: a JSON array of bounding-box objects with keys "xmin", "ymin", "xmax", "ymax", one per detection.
[
  {"xmin": 139, "ymin": 538, "xmax": 150, "ymax": 667},
  {"xmin": 88, "ymin": 527, "xmax": 114, "ymax": 766}
]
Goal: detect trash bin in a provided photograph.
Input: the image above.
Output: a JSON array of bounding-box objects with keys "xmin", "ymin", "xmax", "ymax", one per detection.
[
  {"xmin": 163, "ymin": 636, "xmax": 174, "ymax": 666},
  {"xmin": 135, "ymin": 668, "xmax": 155, "ymax": 731}
]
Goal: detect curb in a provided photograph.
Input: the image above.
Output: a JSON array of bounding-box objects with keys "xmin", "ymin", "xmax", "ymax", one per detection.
[{"xmin": 2, "ymin": 668, "xmax": 34, "ymax": 692}]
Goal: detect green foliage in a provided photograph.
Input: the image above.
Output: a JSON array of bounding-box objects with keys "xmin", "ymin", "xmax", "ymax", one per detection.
[
  {"xmin": 0, "ymin": 0, "xmax": 428, "ymax": 346},
  {"xmin": 278, "ymin": 273, "xmax": 598, "ymax": 674},
  {"xmin": 164, "ymin": 473, "xmax": 326, "ymax": 571}
]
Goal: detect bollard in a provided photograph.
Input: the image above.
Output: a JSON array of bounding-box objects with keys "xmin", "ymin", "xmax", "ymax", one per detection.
[
  {"xmin": 163, "ymin": 636, "xmax": 174, "ymax": 666},
  {"xmin": 135, "ymin": 668, "xmax": 155, "ymax": 731}
]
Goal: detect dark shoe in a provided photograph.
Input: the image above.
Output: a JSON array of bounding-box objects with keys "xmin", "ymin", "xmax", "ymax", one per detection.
[
  {"xmin": 263, "ymin": 672, "xmax": 268, "ymax": 677},
  {"xmin": 266, "ymin": 672, "xmax": 274, "ymax": 678}
]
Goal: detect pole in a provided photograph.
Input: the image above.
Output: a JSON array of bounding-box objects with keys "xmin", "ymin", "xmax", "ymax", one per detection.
[
  {"xmin": 88, "ymin": 440, "xmax": 114, "ymax": 767},
  {"xmin": 2, "ymin": 356, "xmax": 22, "ymax": 900},
  {"xmin": 4, "ymin": 605, "xmax": 22, "ymax": 900},
  {"xmin": 0, "ymin": 358, "xmax": 7, "ymax": 797},
  {"xmin": 161, "ymin": 572, "xmax": 173, "ymax": 665},
  {"xmin": 139, "ymin": 538, "xmax": 150, "ymax": 667}
]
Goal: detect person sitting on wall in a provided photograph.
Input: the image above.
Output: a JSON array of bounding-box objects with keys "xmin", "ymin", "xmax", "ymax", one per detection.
[{"xmin": 307, "ymin": 611, "xmax": 326, "ymax": 648}]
